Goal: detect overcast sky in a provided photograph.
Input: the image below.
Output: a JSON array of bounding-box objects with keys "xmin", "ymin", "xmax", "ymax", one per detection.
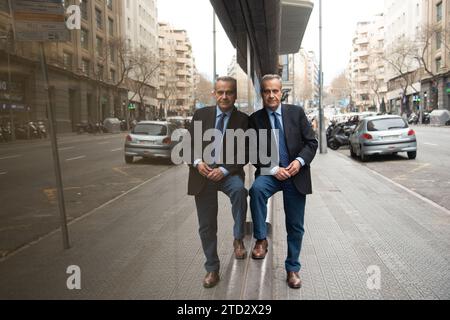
[{"xmin": 158, "ymin": 0, "xmax": 384, "ymax": 85}]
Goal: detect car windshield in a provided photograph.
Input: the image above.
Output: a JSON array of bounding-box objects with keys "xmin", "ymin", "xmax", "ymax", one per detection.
[
  {"xmin": 367, "ymin": 118, "xmax": 408, "ymax": 132},
  {"xmin": 133, "ymin": 124, "xmax": 167, "ymax": 136}
]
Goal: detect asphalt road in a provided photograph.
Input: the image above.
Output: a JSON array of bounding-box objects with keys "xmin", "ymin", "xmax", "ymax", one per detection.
[
  {"xmin": 337, "ymin": 125, "xmax": 450, "ymax": 211},
  {"xmin": 0, "ymin": 133, "xmax": 174, "ymax": 257}
]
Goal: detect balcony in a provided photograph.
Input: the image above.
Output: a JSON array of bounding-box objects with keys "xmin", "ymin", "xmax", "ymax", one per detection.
[
  {"xmin": 176, "ymin": 45, "xmax": 189, "ymax": 51},
  {"xmin": 176, "ymin": 81, "xmax": 188, "ymax": 88},
  {"xmin": 355, "ymin": 37, "xmax": 369, "ymax": 45},
  {"xmin": 176, "ymin": 57, "xmax": 189, "ymax": 64}
]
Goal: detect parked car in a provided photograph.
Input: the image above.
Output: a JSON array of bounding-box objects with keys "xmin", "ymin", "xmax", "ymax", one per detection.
[
  {"xmin": 124, "ymin": 121, "xmax": 180, "ymax": 164},
  {"xmin": 349, "ymin": 115, "xmax": 417, "ymax": 162}
]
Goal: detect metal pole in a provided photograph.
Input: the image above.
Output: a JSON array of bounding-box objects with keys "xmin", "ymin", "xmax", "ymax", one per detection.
[
  {"xmin": 6, "ymin": 30, "xmax": 15, "ymax": 141},
  {"xmin": 213, "ymin": 11, "xmax": 217, "ymax": 81},
  {"xmin": 292, "ymin": 54, "xmax": 295, "ymax": 105},
  {"xmin": 319, "ymin": 0, "xmax": 327, "ymax": 154},
  {"xmin": 39, "ymin": 43, "xmax": 70, "ymax": 250}
]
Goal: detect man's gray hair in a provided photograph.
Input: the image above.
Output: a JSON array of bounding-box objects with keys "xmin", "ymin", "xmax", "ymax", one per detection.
[
  {"xmin": 215, "ymin": 76, "xmax": 237, "ymax": 93},
  {"xmin": 260, "ymin": 74, "xmax": 282, "ymax": 93}
]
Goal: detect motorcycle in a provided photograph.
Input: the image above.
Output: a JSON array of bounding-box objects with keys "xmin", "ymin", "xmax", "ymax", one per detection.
[
  {"xmin": 37, "ymin": 121, "xmax": 47, "ymax": 138},
  {"xmin": 408, "ymin": 113, "xmax": 419, "ymax": 125},
  {"xmin": 327, "ymin": 122, "xmax": 356, "ymax": 151}
]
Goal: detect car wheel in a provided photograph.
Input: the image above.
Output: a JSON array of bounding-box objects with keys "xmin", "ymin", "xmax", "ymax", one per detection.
[
  {"xmin": 360, "ymin": 146, "xmax": 368, "ymax": 162},
  {"xmin": 407, "ymin": 151, "xmax": 417, "ymax": 160},
  {"xmin": 350, "ymin": 144, "xmax": 357, "ymax": 158},
  {"xmin": 125, "ymin": 155, "xmax": 134, "ymax": 164}
]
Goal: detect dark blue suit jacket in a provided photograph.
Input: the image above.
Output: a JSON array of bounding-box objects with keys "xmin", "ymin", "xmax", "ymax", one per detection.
[{"xmin": 249, "ymin": 104, "xmax": 318, "ymax": 195}]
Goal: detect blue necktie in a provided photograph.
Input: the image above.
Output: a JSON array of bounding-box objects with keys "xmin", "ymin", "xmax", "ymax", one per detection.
[
  {"xmin": 212, "ymin": 113, "xmax": 227, "ymax": 162},
  {"xmin": 272, "ymin": 112, "xmax": 290, "ymax": 168}
]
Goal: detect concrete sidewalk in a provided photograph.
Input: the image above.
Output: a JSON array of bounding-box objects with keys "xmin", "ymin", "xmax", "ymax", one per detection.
[{"xmin": 0, "ymin": 151, "xmax": 449, "ymax": 300}]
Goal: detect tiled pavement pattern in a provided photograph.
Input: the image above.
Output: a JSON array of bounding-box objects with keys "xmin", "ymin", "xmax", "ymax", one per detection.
[{"xmin": 0, "ymin": 151, "xmax": 449, "ymax": 299}]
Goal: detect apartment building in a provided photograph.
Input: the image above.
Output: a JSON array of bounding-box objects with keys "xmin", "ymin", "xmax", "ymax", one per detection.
[
  {"xmin": 227, "ymin": 54, "xmax": 249, "ymax": 110},
  {"xmin": 349, "ymin": 14, "xmax": 386, "ymax": 112},
  {"xmin": 421, "ymin": 0, "xmax": 450, "ymax": 111},
  {"xmin": 384, "ymin": 0, "xmax": 423, "ymax": 114},
  {"xmin": 123, "ymin": 0, "xmax": 159, "ymax": 120},
  {"xmin": 157, "ymin": 22, "xmax": 196, "ymax": 117},
  {"xmin": 0, "ymin": 0, "xmax": 126, "ymax": 132},
  {"xmin": 280, "ymin": 49, "xmax": 319, "ymax": 109}
]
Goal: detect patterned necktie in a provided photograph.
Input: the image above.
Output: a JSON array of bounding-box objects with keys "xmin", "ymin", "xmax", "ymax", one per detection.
[{"xmin": 272, "ymin": 112, "xmax": 290, "ymax": 168}]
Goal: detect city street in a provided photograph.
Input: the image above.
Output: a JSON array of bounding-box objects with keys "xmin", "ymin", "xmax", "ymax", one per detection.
[
  {"xmin": 0, "ymin": 133, "xmax": 173, "ymax": 257},
  {"xmin": 337, "ymin": 126, "xmax": 450, "ymax": 211}
]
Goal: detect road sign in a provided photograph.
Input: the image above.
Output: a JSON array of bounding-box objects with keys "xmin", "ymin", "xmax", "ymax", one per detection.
[{"xmin": 12, "ymin": 0, "xmax": 69, "ymax": 42}]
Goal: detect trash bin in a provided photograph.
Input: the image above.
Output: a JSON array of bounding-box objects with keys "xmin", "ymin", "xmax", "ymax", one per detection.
[{"xmin": 103, "ymin": 118, "xmax": 121, "ymax": 133}]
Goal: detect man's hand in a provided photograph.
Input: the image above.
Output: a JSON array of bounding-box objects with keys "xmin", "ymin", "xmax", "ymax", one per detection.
[
  {"xmin": 207, "ymin": 168, "xmax": 225, "ymax": 182},
  {"xmin": 274, "ymin": 168, "xmax": 291, "ymax": 181},
  {"xmin": 286, "ymin": 160, "xmax": 302, "ymax": 177},
  {"xmin": 198, "ymin": 162, "xmax": 213, "ymax": 178}
]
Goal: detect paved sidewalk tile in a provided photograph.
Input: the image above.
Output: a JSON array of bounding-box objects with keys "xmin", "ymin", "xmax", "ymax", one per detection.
[{"xmin": 272, "ymin": 151, "xmax": 450, "ymax": 300}]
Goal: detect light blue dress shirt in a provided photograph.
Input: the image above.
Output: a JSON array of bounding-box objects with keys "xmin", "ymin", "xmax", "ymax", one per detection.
[{"xmin": 265, "ymin": 105, "xmax": 305, "ymax": 175}]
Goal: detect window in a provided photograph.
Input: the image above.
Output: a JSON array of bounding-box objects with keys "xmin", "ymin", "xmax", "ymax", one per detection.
[
  {"xmin": 95, "ymin": 8, "xmax": 103, "ymax": 29},
  {"xmin": 97, "ymin": 64, "xmax": 104, "ymax": 81},
  {"xmin": 81, "ymin": 59, "xmax": 90, "ymax": 75},
  {"xmin": 80, "ymin": 0, "xmax": 88, "ymax": 20},
  {"xmin": 110, "ymin": 69, "xmax": 116, "ymax": 83},
  {"xmin": 107, "ymin": 0, "xmax": 113, "ymax": 10},
  {"xmin": 436, "ymin": 2, "xmax": 443, "ymax": 22},
  {"xmin": 436, "ymin": 31, "xmax": 442, "ymax": 50},
  {"xmin": 108, "ymin": 18, "xmax": 114, "ymax": 37},
  {"xmin": 63, "ymin": 52, "xmax": 73, "ymax": 69},
  {"xmin": 81, "ymin": 28, "xmax": 89, "ymax": 49},
  {"xmin": 436, "ymin": 57, "xmax": 442, "ymax": 72},
  {"xmin": 109, "ymin": 45, "xmax": 115, "ymax": 63},
  {"xmin": 96, "ymin": 37, "xmax": 103, "ymax": 57},
  {"xmin": 0, "ymin": 0, "xmax": 9, "ymax": 13}
]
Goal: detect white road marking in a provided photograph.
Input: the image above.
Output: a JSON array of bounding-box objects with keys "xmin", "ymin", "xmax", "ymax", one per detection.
[
  {"xmin": 65, "ymin": 155, "xmax": 86, "ymax": 162},
  {"xmin": 111, "ymin": 148, "xmax": 122, "ymax": 152},
  {"xmin": 59, "ymin": 146, "xmax": 75, "ymax": 151},
  {"xmin": 98, "ymin": 141, "xmax": 111, "ymax": 145},
  {"xmin": 423, "ymin": 142, "xmax": 438, "ymax": 147},
  {"xmin": 0, "ymin": 172, "xmax": 7, "ymax": 175},
  {"xmin": 0, "ymin": 154, "xmax": 22, "ymax": 161}
]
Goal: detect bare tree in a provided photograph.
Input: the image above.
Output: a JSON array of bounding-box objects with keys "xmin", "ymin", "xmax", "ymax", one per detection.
[
  {"xmin": 329, "ymin": 72, "xmax": 351, "ymax": 102},
  {"xmin": 159, "ymin": 53, "xmax": 178, "ymax": 119},
  {"xmin": 195, "ymin": 73, "xmax": 214, "ymax": 105},
  {"xmin": 127, "ymin": 48, "xmax": 160, "ymax": 120},
  {"xmin": 384, "ymin": 39, "xmax": 420, "ymax": 114}
]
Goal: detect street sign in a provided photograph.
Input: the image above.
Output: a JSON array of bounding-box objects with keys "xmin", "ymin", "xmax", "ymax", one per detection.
[{"xmin": 12, "ymin": 0, "xmax": 69, "ymax": 42}]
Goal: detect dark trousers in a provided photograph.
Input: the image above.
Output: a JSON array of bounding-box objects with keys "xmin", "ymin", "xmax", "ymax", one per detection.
[{"xmin": 195, "ymin": 175, "xmax": 248, "ymax": 272}]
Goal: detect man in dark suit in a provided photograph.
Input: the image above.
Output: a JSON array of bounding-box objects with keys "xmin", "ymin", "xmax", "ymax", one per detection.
[
  {"xmin": 249, "ymin": 74, "xmax": 318, "ymax": 289},
  {"xmin": 188, "ymin": 76, "xmax": 249, "ymax": 289}
]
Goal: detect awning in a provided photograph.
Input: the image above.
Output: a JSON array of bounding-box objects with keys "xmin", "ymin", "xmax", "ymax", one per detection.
[{"xmin": 210, "ymin": 0, "xmax": 313, "ymax": 78}]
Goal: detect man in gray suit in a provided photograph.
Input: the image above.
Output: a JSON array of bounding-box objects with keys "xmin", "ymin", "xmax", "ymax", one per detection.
[{"xmin": 187, "ymin": 76, "xmax": 249, "ymax": 288}]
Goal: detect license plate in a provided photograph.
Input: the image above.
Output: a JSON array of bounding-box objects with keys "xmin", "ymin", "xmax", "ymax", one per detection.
[
  {"xmin": 382, "ymin": 135, "xmax": 401, "ymax": 140},
  {"xmin": 139, "ymin": 140, "xmax": 155, "ymax": 145}
]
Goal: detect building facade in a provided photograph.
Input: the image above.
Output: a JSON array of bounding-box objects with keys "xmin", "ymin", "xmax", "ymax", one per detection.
[
  {"xmin": 349, "ymin": 14, "xmax": 386, "ymax": 112},
  {"xmin": 280, "ymin": 49, "xmax": 319, "ymax": 110},
  {"xmin": 227, "ymin": 54, "xmax": 249, "ymax": 110},
  {"xmin": 123, "ymin": 0, "xmax": 159, "ymax": 120},
  {"xmin": 384, "ymin": 0, "xmax": 423, "ymax": 115},
  {"xmin": 157, "ymin": 22, "xmax": 196, "ymax": 117},
  {"xmin": 421, "ymin": 0, "xmax": 450, "ymax": 111},
  {"xmin": 0, "ymin": 0, "xmax": 126, "ymax": 133}
]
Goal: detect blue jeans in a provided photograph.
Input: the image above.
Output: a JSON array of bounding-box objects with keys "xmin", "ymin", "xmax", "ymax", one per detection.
[
  {"xmin": 250, "ymin": 176, "xmax": 306, "ymax": 272},
  {"xmin": 195, "ymin": 175, "xmax": 248, "ymax": 272}
]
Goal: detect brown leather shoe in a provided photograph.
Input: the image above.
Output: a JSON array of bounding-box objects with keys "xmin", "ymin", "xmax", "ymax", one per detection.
[
  {"xmin": 251, "ymin": 239, "xmax": 268, "ymax": 260},
  {"xmin": 287, "ymin": 272, "xmax": 302, "ymax": 289},
  {"xmin": 233, "ymin": 239, "xmax": 247, "ymax": 259},
  {"xmin": 203, "ymin": 272, "xmax": 220, "ymax": 288}
]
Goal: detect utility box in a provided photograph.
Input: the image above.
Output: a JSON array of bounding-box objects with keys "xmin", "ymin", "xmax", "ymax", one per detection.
[{"xmin": 103, "ymin": 118, "xmax": 121, "ymax": 133}]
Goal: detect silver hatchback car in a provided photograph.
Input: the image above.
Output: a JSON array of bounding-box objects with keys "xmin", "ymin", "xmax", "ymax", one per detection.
[
  {"xmin": 124, "ymin": 121, "xmax": 179, "ymax": 164},
  {"xmin": 349, "ymin": 115, "xmax": 417, "ymax": 162}
]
